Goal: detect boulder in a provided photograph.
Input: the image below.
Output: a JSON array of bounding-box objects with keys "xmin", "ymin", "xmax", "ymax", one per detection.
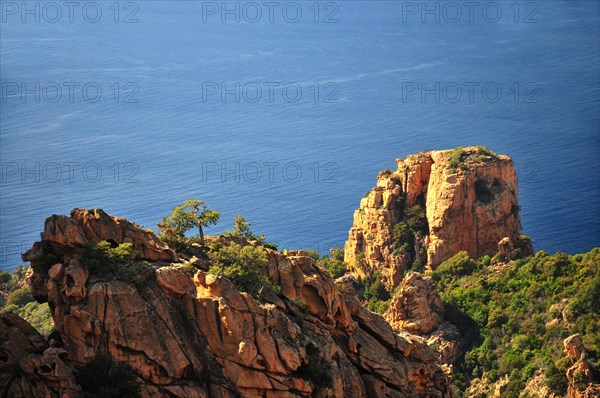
[{"xmin": 384, "ymin": 273, "xmax": 444, "ymax": 335}]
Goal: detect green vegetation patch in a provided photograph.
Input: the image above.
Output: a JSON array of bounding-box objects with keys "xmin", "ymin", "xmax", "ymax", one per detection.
[
  {"xmin": 3, "ymin": 297, "xmax": 54, "ymax": 337},
  {"xmin": 393, "ymin": 205, "xmax": 428, "ymax": 258},
  {"xmin": 447, "ymin": 146, "xmax": 498, "ymax": 173},
  {"xmin": 5, "ymin": 286, "xmax": 35, "ymax": 307},
  {"xmin": 352, "ymin": 269, "xmax": 395, "ymax": 314},
  {"xmin": 223, "ymin": 214, "xmax": 279, "ymax": 250},
  {"xmin": 297, "ymin": 342, "xmax": 333, "ymax": 390},
  {"xmin": 77, "ymin": 352, "xmax": 141, "ymax": 398},
  {"xmin": 80, "ymin": 241, "xmax": 153, "ymax": 283},
  {"xmin": 433, "ymin": 249, "xmax": 600, "ymax": 397},
  {"xmin": 158, "ymin": 199, "xmax": 220, "ymax": 247},
  {"xmin": 1, "ymin": 266, "xmax": 55, "ymax": 337},
  {"xmin": 208, "ymin": 242, "xmax": 280, "ymax": 302},
  {"xmin": 31, "ymin": 252, "xmax": 60, "ymax": 274},
  {"xmin": 316, "ymin": 247, "xmax": 349, "ymax": 279}
]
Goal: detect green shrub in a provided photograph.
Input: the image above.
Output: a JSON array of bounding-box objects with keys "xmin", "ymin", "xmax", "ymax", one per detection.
[
  {"xmin": 298, "ymin": 342, "xmax": 332, "ymax": 390},
  {"xmin": 77, "ymin": 352, "xmax": 141, "ymax": 398},
  {"xmin": 31, "ymin": 252, "xmax": 60, "ymax": 273},
  {"xmin": 406, "ymin": 205, "xmax": 428, "ymax": 235},
  {"xmin": 447, "ymin": 146, "xmax": 496, "ymax": 172},
  {"xmin": 317, "ymin": 247, "xmax": 348, "ymax": 278},
  {"xmin": 447, "ymin": 147, "xmax": 466, "ymax": 172},
  {"xmin": 120, "ymin": 261, "xmax": 154, "ymax": 285},
  {"xmin": 4, "ymin": 301, "xmax": 55, "ymax": 337},
  {"xmin": 330, "ymin": 247, "xmax": 344, "ymax": 262},
  {"xmin": 355, "ymin": 253, "xmax": 367, "ymax": 271},
  {"xmin": 443, "ymin": 302, "xmax": 482, "ymax": 347},
  {"xmin": 434, "ymin": 249, "xmax": 599, "ymax": 395},
  {"xmin": 111, "ymin": 242, "xmax": 134, "ymax": 258},
  {"xmin": 78, "ymin": 241, "xmax": 154, "ymax": 285},
  {"xmin": 320, "ymin": 258, "xmax": 348, "ymax": 278},
  {"xmin": 224, "ymin": 214, "xmax": 279, "ymax": 250},
  {"xmin": 569, "ymin": 272, "xmax": 600, "ymax": 316},
  {"xmin": 224, "ymin": 215, "xmax": 266, "ymax": 244},
  {"xmin": 13, "ymin": 265, "xmax": 27, "ymax": 280},
  {"xmin": 433, "ymin": 251, "xmax": 477, "ymax": 282},
  {"xmin": 158, "ymin": 234, "xmax": 189, "ymax": 253},
  {"xmin": 364, "ymin": 276, "xmax": 390, "ymax": 302},
  {"xmin": 392, "ymin": 206, "xmax": 428, "ymax": 260},
  {"xmin": 354, "ymin": 270, "xmax": 393, "ymax": 314},
  {"xmin": 492, "ymin": 252, "xmax": 507, "ymax": 264},
  {"xmin": 479, "ymin": 255, "xmax": 492, "ymax": 267},
  {"xmin": 306, "ymin": 250, "xmax": 321, "ymax": 261},
  {"xmin": 410, "ymin": 259, "xmax": 425, "ymax": 273},
  {"xmin": 263, "ymin": 242, "xmax": 278, "ymax": 251},
  {"xmin": 573, "ymin": 370, "xmax": 588, "ymax": 384},
  {"xmin": 80, "ymin": 241, "xmax": 134, "ymax": 276},
  {"xmin": 6, "ymin": 286, "xmax": 34, "ymax": 307},
  {"xmin": 0, "ymin": 270, "xmax": 11, "ymax": 284},
  {"xmin": 208, "ymin": 243, "xmax": 279, "ymax": 301},
  {"xmin": 367, "ymin": 300, "xmax": 390, "ymax": 314},
  {"xmin": 396, "ymin": 192, "xmax": 407, "ymax": 209},
  {"xmin": 545, "ymin": 358, "xmax": 569, "ymax": 395},
  {"xmin": 393, "ymin": 222, "xmax": 412, "ymax": 248},
  {"xmin": 0, "ymin": 267, "xmax": 55, "ymax": 337},
  {"xmin": 475, "ymin": 146, "xmax": 494, "ymax": 157}
]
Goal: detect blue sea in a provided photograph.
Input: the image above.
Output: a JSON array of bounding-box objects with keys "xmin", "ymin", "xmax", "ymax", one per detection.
[{"xmin": 1, "ymin": 1, "xmax": 599, "ymax": 270}]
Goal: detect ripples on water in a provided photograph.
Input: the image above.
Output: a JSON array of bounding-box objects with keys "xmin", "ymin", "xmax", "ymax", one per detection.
[{"xmin": 1, "ymin": 1, "xmax": 598, "ymax": 270}]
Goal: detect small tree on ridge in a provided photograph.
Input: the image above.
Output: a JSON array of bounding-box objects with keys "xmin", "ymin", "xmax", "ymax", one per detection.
[{"xmin": 158, "ymin": 199, "xmax": 220, "ymax": 245}]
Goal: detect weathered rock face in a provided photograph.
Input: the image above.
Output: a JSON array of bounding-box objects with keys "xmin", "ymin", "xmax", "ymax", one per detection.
[
  {"xmin": 425, "ymin": 323, "xmax": 462, "ymax": 367},
  {"xmin": 384, "ymin": 273, "xmax": 444, "ymax": 335},
  {"xmin": 345, "ymin": 147, "xmax": 531, "ymax": 276},
  {"xmin": 564, "ymin": 334, "xmax": 600, "ymax": 398},
  {"xmin": 565, "ymin": 334, "xmax": 586, "ymax": 360},
  {"xmin": 383, "ymin": 273, "xmax": 462, "ymax": 367},
  {"xmin": 1, "ymin": 312, "xmax": 82, "ymax": 397},
  {"xmin": 20, "ymin": 209, "xmax": 452, "ymax": 397},
  {"xmin": 425, "ymin": 150, "xmax": 530, "ymax": 267},
  {"xmin": 24, "ymin": 208, "xmax": 177, "ymax": 265}
]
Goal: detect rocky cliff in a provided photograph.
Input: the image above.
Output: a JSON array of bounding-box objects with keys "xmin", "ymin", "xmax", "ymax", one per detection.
[
  {"xmin": 344, "ymin": 147, "xmax": 532, "ymax": 281},
  {"xmin": 564, "ymin": 334, "xmax": 600, "ymax": 398},
  {"xmin": 382, "ymin": 273, "xmax": 462, "ymax": 369},
  {"xmin": 1, "ymin": 312, "xmax": 82, "ymax": 397},
  {"xmin": 3, "ymin": 209, "xmax": 452, "ymax": 397}
]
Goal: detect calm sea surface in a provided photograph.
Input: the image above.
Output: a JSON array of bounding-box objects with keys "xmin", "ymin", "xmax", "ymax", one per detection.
[{"xmin": 1, "ymin": 1, "xmax": 599, "ymax": 270}]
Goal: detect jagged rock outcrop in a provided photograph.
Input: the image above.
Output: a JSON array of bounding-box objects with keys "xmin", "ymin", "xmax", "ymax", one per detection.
[
  {"xmin": 1, "ymin": 312, "xmax": 81, "ymax": 397},
  {"xmin": 425, "ymin": 323, "xmax": 462, "ymax": 367},
  {"xmin": 345, "ymin": 147, "xmax": 532, "ymax": 279},
  {"xmin": 383, "ymin": 273, "xmax": 462, "ymax": 367},
  {"xmin": 24, "ymin": 208, "xmax": 177, "ymax": 265},
  {"xmin": 564, "ymin": 334, "xmax": 600, "ymax": 398},
  {"xmin": 384, "ymin": 273, "xmax": 443, "ymax": 335},
  {"xmin": 17, "ymin": 209, "xmax": 452, "ymax": 397}
]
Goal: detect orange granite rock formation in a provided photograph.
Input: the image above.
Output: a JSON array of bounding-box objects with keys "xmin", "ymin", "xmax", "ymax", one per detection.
[
  {"xmin": 344, "ymin": 147, "xmax": 532, "ymax": 281},
  {"xmin": 564, "ymin": 334, "xmax": 600, "ymax": 398},
  {"xmin": 13, "ymin": 209, "xmax": 452, "ymax": 398}
]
